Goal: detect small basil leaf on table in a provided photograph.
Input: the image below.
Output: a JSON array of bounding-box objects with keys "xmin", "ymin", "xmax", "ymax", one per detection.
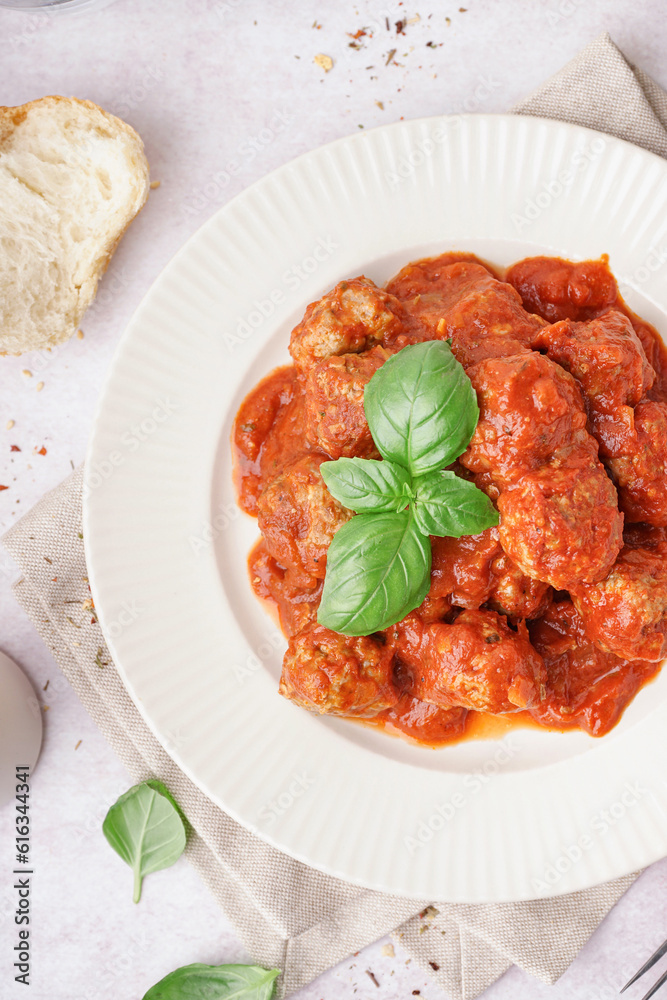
[
  {"xmin": 142, "ymin": 962, "xmax": 280, "ymax": 1000},
  {"xmin": 317, "ymin": 509, "xmax": 431, "ymax": 636},
  {"xmin": 412, "ymin": 470, "xmax": 499, "ymax": 537},
  {"xmin": 102, "ymin": 779, "xmax": 187, "ymax": 903},
  {"xmin": 363, "ymin": 341, "xmax": 479, "ymax": 476},
  {"xmin": 320, "ymin": 457, "xmax": 412, "ymax": 513}
]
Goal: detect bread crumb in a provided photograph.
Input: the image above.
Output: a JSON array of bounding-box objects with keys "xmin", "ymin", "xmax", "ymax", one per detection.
[
  {"xmin": 22, "ymin": 369, "xmax": 32, "ymax": 377},
  {"xmin": 381, "ymin": 944, "xmax": 395, "ymax": 957},
  {"xmin": 6, "ymin": 419, "xmax": 14, "ymax": 430},
  {"xmin": 150, "ymin": 180, "xmax": 161, "ymax": 189},
  {"xmin": 77, "ymin": 329, "xmax": 84, "ymax": 339},
  {"xmin": 314, "ymin": 53, "xmax": 334, "ymax": 72},
  {"xmin": 36, "ymin": 381, "xmax": 44, "ymax": 392}
]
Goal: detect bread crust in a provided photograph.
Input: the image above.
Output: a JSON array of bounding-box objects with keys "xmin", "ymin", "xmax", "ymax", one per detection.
[{"xmin": 0, "ymin": 95, "xmax": 150, "ymax": 355}]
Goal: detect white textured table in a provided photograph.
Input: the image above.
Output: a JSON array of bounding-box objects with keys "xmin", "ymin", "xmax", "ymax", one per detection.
[{"xmin": 1, "ymin": 2, "xmax": 667, "ymax": 998}]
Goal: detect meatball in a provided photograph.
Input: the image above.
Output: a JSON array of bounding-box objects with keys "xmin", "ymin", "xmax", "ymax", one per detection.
[
  {"xmin": 572, "ymin": 544, "xmax": 667, "ymax": 661},
  {"xmin": 303, "ymin": 346, "xmax": 392, "ymax": 459},
  {"xmin": 387, "ymin": 258, "xmax": 544, "ymax": 366},
  {"xmin": 531, "ymin": 312, "xmax": 654, "ymax": 414},
  {"xmin": 257, "ymin": 455, "xmax": 353, "ymax": 584},
  {"xmin": 429, "ymin": 528, "xmax": 550, "ymax": 618},
  {"xmin": 279, "ymin": 623, "xmax": 398, "ymax": 717},
  {"xmin": 391, "ymin": 609, "xmax": 546, "ymax": 714},
  {"xmin": 506, "ymin": 256, "xmax": 618, "ymax": 323},
  {"xmin": 606, "ymin": 400, "xmax": 667, "ymax": 525},
  {"xmin": 429, "ymin": 528, "xmax": 501, "ymax": 608},
  {"xmin": 528, "ymin": 599, "xmax": 656, "ymax": 736},
  {"xmin": 487, "ymin": 552, "xmax": 552, "ymax": 620},
  {"xmin": 461, "ymin": 353, "xmax": 589, "ymax": 487},
  {"xmin": 289, "ymin": 277, "xmax": 405, "ymax": 374},
  {"xmin": 497, "ymin": 462, "xmax": 624, "ymax": 591}
]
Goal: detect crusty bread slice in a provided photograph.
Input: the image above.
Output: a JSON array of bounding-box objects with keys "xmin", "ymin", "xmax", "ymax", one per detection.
[{"xmin": 0, "ymin": 96, "xmax": 149, "ymax": 354}]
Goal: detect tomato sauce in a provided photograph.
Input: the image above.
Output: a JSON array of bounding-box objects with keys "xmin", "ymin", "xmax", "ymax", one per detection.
[{"xmin": 233, "ymin": 254, "xmax": 667, "ymax": 747}]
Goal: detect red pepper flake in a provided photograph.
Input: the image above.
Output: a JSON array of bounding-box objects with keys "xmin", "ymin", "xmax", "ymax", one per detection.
[
  {"xmin": 34, "ymin": 446, "xmax": 47, "ymax": 456},
  {"xmin": 429, "ymin": 961, "xmax": 440, "ymax": 971},
  {"xmin": 412, "ymin": 992, "xmax": 421, "ymax": 996},
  {"xmin": 395, "ymin": 19, "xmax": 406, "ymax": 33},
  {"xmin": 0, "ymin": 485, "xmax": 8, "ymax": 491},
  {"xmin": 347, "ymin": 28, "xmax": 366, "ymax": 39},
  {"xmin": 10, "ymin": 444, "xmax": 20, "ymax": 452}
]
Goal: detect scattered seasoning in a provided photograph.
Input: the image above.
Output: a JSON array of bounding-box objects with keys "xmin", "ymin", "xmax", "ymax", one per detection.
[
  {"xmin": 43, "ymin": 680, "xmax": 49, "ymax": 691},
  {"xmin": 34, "ymin": 446, "xmax": 47, "ymax": 456},
  {"xmin": 10, "ymin": 445, "xmax": 20, "ymax": 452},
  {"xmin": 22, "ymin": 369, "xmax": 32, "ymax": 377},
  {"xmin": 36, "ymin": 382, "xmax": 44, "ymax": 392},
  {"xmin": 429, "ymin": 961, "xmax": 440, "ymax": 971},
  {"xmin": 446, "ymin": 16, "xmax": 451, "ymax": 24},
  {"xmin": 365, "ymin": 970, "xmax": 380, "ymax": 988},
  {"xmin": 150, "ymin": 180, "xmax": 161, "ymax": 189},
  {"xmin": 95, "ymin": 648, "xmax": 107, "ymax": 669},
  {"xmin": 381, "ymin": 943, "xmax": 395, "ymax": 958},
  {"xmin": 421, "ymin": 906, "xmax": 440, "ymax": 920},
  {"xmin": 77, "ymin": 532, "xmax": 83, "ymax": 539},
  {"xmin": 43, "ymin": 705, "xmax": 50, "ymax": 712},
  {"xmin": 459, "ymin": 7, "xmax": 468, "ymax": 10},
  {"xmin": 314, "ymin": 53, "xmax": 334, "ymax": 72},
  {"xmin": 44, "ymin": 556, "xmax": 52, "ymax": 564},
  {"xmin": 395, "ymin": 19, "xmax": 406, "ymax": 34},
  {"xmin": 66, "ymin": 616, "xmax": 81, "ymax": 629},
  {"xmin": 77, "ymin": 329, "xmax": 84, "ymax": 339},
  {"xmin": 412, "ymin": 992, "xmax": 421, "ymax": 996},
  {"xmin": 375, "ymin": 100, "xmax": 384, "ymax": 109},
  {"xmin": 75, "ymin": 739, "xmax": 82, "ymax": 750},
  {"xmin": 426, "ymin": 40, "xmax": 437, "ymax": 47},
  {"xmin": 82, "ymin": 597, "xmax": 95, "ymax": 612},
  {"xmin": 385, "ymin": 48, "xmax": 397, "ymax": 65},
  {"xmin": 6, "ymin": 419, "xmax": 14, "ymax": 430},
  {"xmin": 0, "ymin": 485, "xmax": 8, "ymax": 491}
]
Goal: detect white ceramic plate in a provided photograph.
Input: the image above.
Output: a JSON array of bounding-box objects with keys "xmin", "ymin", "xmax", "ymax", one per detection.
[{"xmin": 85, "ymin": 115, "xmax": 667, "ymax": 902}]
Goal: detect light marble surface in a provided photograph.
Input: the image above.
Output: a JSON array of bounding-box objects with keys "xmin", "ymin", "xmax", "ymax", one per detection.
[{"xmin": 1, "ymin": 1, "xmax": 667, "ymax": 998}]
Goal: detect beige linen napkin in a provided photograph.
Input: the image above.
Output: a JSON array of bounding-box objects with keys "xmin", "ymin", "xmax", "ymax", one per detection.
[{"xmin": 3, "ymin": 32, "xmax": 665, "ymax": 1000}]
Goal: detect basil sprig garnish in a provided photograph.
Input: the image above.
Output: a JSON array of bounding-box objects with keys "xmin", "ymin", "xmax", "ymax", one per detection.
[{"xmin": 318, "ymin": 341, "xmax": 498, "ymax": 636}]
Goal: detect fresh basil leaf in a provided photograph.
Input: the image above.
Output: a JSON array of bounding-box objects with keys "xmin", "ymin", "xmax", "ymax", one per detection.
[
  {"xmin": 317, "ymin": 510, "xmax": 431, "ymax": 635},
  {"xmin": 142, "ymin": 963, "xmax": 280, "ymax": 1000},
  {"xmin": 364, "ymin": 341, "xmax": 479, "ymax": 476},
  {"xmin": 412, "ymin": 470, "xmax": 499, "ymax": 537},
  {"xmin": 320, "ymin": 457, "xmax": 412, "ymax": 513},
  {"xmin": 102, "ymin": 779, "xmax": 187, "ymax": 903}
]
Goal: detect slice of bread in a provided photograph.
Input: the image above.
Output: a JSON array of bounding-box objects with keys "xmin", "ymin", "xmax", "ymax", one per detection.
[{"xmin": 0, "ymin": 96, "xmax": 150, "ymax": 354}]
